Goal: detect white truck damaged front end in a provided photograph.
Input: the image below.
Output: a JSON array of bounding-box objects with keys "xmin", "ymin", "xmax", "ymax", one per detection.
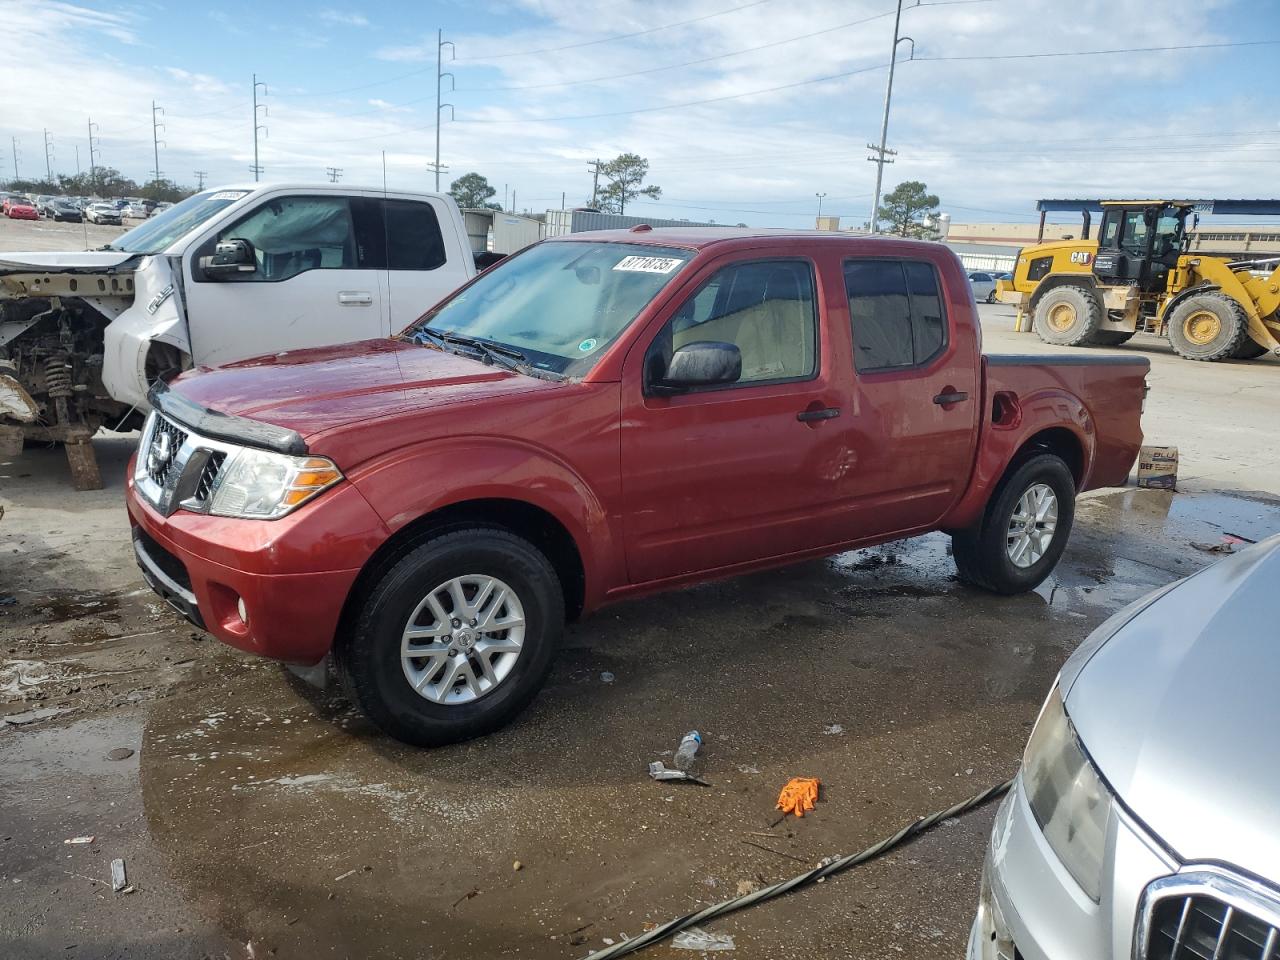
[{"xmin": 101, "ymin": 255, "xmax": 192, "ymax": 410}]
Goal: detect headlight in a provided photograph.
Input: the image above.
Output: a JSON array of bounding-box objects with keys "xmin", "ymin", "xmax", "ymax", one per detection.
[
  {"xmin": 1022, "ymin": 685, "xmax": 1112, "ymax": 901},
  {"xmin": 209, "ymin": 447, "xmax": 342, "ymax": 519}
]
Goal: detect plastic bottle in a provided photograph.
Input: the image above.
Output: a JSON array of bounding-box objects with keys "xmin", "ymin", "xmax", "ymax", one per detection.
[{"xmin": 673, "ymin": 731, "xmax": 702, "ymax": 771}]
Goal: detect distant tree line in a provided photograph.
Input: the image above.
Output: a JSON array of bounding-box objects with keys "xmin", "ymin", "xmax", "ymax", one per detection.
[{"xmin": 1, "ymin": 167, "xmax": 197, "ymax": 202}]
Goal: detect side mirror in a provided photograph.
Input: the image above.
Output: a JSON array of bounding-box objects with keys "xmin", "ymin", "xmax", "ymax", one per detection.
[
  {"xmin": 199, "ymin": 238, "xmax": 257, "ymax": 279},
  {"xmin": 651, "ymin": 341, "xmax": 741, "ymax": 394}
]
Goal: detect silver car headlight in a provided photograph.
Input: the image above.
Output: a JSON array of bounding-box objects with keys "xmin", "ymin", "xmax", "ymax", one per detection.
[
  {"xmin": 1021, "ymin": 684, "xmax": 1112, "ymax": 901},
  {"xmin": 209, "ymin": 447, "xmax": 343, "ymax": 519}
]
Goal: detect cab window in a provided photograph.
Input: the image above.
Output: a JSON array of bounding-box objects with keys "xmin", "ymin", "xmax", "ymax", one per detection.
[
  {"xmin": 215, "ymin": 196, "xmax": 357, "ymax": 282},
  {"xmin": 844, "ymin": 259, "xmax": 948, "ymax": 371}
]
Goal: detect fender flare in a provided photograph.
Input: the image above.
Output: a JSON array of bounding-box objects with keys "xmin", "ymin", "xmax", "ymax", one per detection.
[
  {"xmin": 1158, "ymin": 282, "xmax": 1220, "ymax": 325},
  {"xmin": 1027, "ymin": 273, "xmax": 1103, "ymax": 318}
]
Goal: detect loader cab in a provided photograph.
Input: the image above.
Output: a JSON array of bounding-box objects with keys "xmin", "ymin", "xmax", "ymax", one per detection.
[{"xmin": 1092, "ymin": 201, "xmax": 1190, "ymax": 292}]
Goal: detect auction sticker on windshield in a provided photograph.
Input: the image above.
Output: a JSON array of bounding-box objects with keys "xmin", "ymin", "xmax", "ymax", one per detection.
[
  {"xmin": 211, "ymin": 191, "xmax": 250, "ymax": 201},
  {"xmin": 613, "ymin": 255, "xmax": 684, "ymax": 274}
]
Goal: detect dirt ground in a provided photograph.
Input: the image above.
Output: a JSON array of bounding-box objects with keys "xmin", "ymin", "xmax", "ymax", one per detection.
[
  {"xmin": 0, "ymin": 214, "xmax": 129, "ymax": 253},
  {"xmin": 2, "ymin": 252, "xmax": 1279, "ymax": 958}
]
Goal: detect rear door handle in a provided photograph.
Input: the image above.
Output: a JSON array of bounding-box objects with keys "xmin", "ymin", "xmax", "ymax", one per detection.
[
  {"xmin": 338, "ymin": 291, "xmax": 373, "ymax": 305},
  {"xmin": 796, "ymin": 407, "xmax": 841, "ymax": 422},
  {"xmin": 933, "ymin": 391, "xmax": 969, "ymax": 405}
]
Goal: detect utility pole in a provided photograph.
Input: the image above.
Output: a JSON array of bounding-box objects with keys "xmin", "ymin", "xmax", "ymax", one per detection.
[
  {"xmin": 431, "ymin": 29, "xmax": 455, "ymax": 191},
  {"xmin": 503, "ymin": 183, "xmax": 508, "ymax": 212},
  {"xmin": 10, "ymin": 136, "xmax": 18, "ymax": 181},
  {"xmin": 815, "ymin": 192, "xmax": 827, "ymax": 221},
  {"xmin": 194, "ymin": 170, "xmax": 208, "ymax": 190},
  {"xmin": 326, "ymin": 166, "xmax": 343, "ymax": 183},
  {"xmin": 252, "ymin": 74, "xmax": 268, "ymax": 181},
  {"xmin": 867, "ymin": 0, "xmax": 913, "ymax": 235},
  {"xmin": 43, "ymin": 129, "xmax": 54, "ymax": 181},
  {"xmin": 512, "ymin": 189, "xmax": 517, "ymax": 214},
  {"xmin": 150, "ymin": 101, "xmax": 166, "ymax": 183},
  {"xmin": 587, "ymin": 159, "xmax": 602, "ymax": 207},
  {"xmin": 74, "ymin": 145, "xmax": 80, "ymax": 176},
  {"xmin": 87, "ymin": 118, "xmax": 100, "ymax": 191}
]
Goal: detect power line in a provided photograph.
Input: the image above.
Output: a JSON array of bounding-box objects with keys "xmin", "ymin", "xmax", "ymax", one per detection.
[
  {"xmin": 455, "ymin": 0, "xmax": 775, "ymax": 61},
  {"xmin": 913, "ymin": 37, "xmax": 1280, "ymax": 62}
]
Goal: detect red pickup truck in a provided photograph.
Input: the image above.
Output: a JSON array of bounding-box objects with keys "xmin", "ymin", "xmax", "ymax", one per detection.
[{"xmin": 126, "ymin": 228, "xmax": 1147, "ymax": 745}]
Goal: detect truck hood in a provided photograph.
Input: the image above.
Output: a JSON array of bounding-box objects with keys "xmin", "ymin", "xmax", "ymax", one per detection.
[
  {"xmin": 1064, "ymin": 535, "xmax": 1280, "ymax": 880},
  {"xmin": 169, "ymin": 338, "xmax": 546, "ymax": 440},
  {"xmin": 0, "ymin": 250, "xmax": 139, "ymax": 273}
]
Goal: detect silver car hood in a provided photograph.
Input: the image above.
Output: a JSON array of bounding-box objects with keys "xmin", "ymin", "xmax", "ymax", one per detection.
[{"xmin": 1065, "ymin": 534, "xmax": 1280, "ymax": 879}]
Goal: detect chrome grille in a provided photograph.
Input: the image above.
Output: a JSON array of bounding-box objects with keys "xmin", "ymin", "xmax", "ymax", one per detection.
[
  {"xmin": 194, "ymin": 451, "xmax": 227, "ymax": 501},
  {"xmin": 145, "ymin": 414, "xmax": 188, "ymax": 487},
  {"xmin": 1141, "ymin": 872, "xmax": 1280, "ymax": 960}
]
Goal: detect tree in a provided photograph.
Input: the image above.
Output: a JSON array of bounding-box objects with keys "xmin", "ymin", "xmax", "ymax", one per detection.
[
  {"xmin": 596, "ymin": 153, "xmax": 661, "ymax": 215},
  {"xmin": 876, "ymin": 180, "xmax": 940, "ymax": 238},
  {"xmin": 449, "ymin": 172, "xmax": 501, "ymax": 210}
]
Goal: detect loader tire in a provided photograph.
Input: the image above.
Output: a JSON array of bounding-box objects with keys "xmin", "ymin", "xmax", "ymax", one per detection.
[
  {"xmin": 1168, "ymin": 293, "xmax": 1249, "ymax": 361},
  {"xmin": 1093, "ymin": 331, "xmax": 1134, "ymax": 347},
  {"xmin": 1231, "ymin": 337, "xmax": 1268, "ymax": 360},
  {"xmin": 1033, "ymin": 285, "xmax": 1104, "ymax": 347}
]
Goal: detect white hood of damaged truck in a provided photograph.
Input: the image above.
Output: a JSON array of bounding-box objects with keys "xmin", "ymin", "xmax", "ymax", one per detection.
[{"xmin": 0, "ymin": 250, "xmax": 137, "ymax": 271}]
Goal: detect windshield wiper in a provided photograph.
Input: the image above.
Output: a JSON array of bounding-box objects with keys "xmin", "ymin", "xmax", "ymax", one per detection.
[{"xmin": 413, "ymin": 327, "xmax": 564, "ymax": 381}]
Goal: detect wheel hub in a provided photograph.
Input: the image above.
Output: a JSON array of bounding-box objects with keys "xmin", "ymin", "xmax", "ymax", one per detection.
[
  {"xmin": 400, "ymin": 574, "xmax": 526, "ymax": 705},
  {"xmin": 1048, "ymin": 302, "xmax": 1076, "ymax": 332},
  {"xmin": 1184, "ymin": 310, "xmax": 1222, "ymax": 345},
  {"xmin": 1006, "ymin": 483, "xmax": 1059, "ymax": 569}
]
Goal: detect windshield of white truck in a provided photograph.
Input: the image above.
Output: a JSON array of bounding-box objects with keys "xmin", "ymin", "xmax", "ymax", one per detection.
[
  {"xmin": 407, "ymin": 240, "xmax": 693, "ymax": 376},
  {"xmin": 107, "ymin": 189, "xmax": 251, "ymax": 254}
]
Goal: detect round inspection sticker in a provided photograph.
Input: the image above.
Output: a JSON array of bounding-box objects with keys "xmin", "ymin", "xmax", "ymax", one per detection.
[{"xmin": 578, "ymin": 338, "xmax": 598, "ymax": 352}]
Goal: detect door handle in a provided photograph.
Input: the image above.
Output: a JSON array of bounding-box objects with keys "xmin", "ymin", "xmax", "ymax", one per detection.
[
  {"xmin": 337, "ymin": 291, "xmax": 373, "ymax": 305},
  {"xmin": 796, "ymin": 407, "xmax": 841, "ymax": 422},
  {"xmin": 933, "ymin": 391, "xmax": 969, "ymax": 405}
]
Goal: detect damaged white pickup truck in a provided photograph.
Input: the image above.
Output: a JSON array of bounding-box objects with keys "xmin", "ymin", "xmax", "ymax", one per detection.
[{"xmin": 0, "ymin": 183, "xmax": 477, "ymax": 487}]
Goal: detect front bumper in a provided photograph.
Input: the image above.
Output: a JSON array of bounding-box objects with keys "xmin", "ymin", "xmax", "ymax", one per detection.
[
  {"xmin": 126, "ymin": 465, "xmax": 389, "ymax": 664},
  {"xmin": 967, "ymin": 776, "xmax": 1179, "ymax": 960}
]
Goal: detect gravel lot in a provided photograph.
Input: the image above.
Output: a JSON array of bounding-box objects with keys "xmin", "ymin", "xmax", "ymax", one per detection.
[{"xmin": 2, "ymin": 211, "xmax": 1279, "ymax": 958}]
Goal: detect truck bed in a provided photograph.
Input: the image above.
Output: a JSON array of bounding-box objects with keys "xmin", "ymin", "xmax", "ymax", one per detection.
[{"xmin": 983, "ymin": 352, "xmax": 1150, "ymax": 492}]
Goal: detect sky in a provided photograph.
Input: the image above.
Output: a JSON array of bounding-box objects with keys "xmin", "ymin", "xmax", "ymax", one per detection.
[{"xmin": 2, "ymin": 0, "xmax": 1279, "ymax": 228}]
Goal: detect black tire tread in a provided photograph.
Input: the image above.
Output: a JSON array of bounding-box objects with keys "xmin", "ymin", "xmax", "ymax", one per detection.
[
  {"xmin": 1167, "ymin": 292, "xmax": 1249, "ymax": 362},
  {"xmin": 1032, "ymin": 285, "xmax": 1104, "ymax": 347}
]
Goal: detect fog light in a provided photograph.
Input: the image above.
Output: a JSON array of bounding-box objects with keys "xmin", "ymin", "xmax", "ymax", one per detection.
[{"xmin": 236, "ymin": 597, "xmax": 248, "ymax": 626}]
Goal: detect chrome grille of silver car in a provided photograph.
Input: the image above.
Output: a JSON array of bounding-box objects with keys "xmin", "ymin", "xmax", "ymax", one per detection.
[
  {"xmin": 1141, "ymin": 872, "xmax": 1280, "ymax": 960},
  {"xmin": 1147, "ymin": 896, "xmax": 1278, "ymax": 959}
]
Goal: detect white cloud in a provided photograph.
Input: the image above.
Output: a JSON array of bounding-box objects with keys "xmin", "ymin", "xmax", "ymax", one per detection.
[{"xmin": 319, "ymin": 9, "xmax": 369, "ymax": 27}]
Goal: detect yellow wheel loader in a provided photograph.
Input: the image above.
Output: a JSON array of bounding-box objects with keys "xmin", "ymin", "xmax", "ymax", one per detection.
[{"xmin": 997, "ymin": 200, "xmax": 1280, "ymax": 361}]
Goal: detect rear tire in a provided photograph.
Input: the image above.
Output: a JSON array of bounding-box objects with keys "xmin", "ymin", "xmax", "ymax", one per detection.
[
  {"xmin": 952, "ymin": 454, "xmax": 1076, "ymax": 594},
  {"xmin": 1033, "ymin": 285, "xmax": 1104, "ymax": 346},
  {"xmin": 1093, "ymin": 330, "xmax": 1134, "ymax": 346},
  {"xmin": 337, "ymin": 528, "xmax": 565, "ymax": 747},
  {"xmin": 1167, "ymin": 292, "xmax": 1249, "ymax": 361},
  {"xmin": 1231, "ymin": 337, "xmax": 1268, "ymax": 360},
  {"xmin": 986, "ymin": 289, "xmax": 997, "ymax": 304}
]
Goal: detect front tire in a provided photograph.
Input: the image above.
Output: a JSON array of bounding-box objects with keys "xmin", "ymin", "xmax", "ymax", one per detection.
[
  {"xmin": 337, "ymin": 528, "xmax": 565, "ymax": 747},
  {"xmin": 952, "ymin": 454, "xmax": 1076, "ymax": 594},
  {"xmin": 1033, "ymin": 285, "xmax": 1104, "ymax": 346},
  {"xmin": 1168, "ymin": 292, "xmax": 1248, "ymax": 361}
]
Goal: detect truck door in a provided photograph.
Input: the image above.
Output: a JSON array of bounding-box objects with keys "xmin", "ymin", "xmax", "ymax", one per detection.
[
  {"xmin": 373, "ymin": 195, "xmax": 475, "ymax": 331},
  {"xmin": 839, "ymin": 256, "xmax": 980, "ymax": 534},
  {"xmin": 620, "ymin": 254, "xmax": 856, "ymax": 584},
  {"xmin": 181, "ymin": 192, "xmax": 385, "ymax": 367}
]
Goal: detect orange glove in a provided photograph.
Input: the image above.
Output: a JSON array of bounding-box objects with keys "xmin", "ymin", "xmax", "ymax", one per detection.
[{"xmin": 776, "ymin": 777, "xmax": 820, "ymax": 817}]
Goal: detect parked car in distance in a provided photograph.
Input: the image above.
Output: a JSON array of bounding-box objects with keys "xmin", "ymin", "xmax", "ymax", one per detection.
[
  {"xmin": 968, "ymin": 270, "xmax": 998, "ymax": 303},
  {"xmin": 122, "ymin": 201, "xmax": 151, "ymax": 219},
  {"xmin": 969, "ymin": 533, "xmax": 1280, "ymax": 960},
  {"xmin": 126, "ymin": 228, "xmax": 1150, "ymax": 747},
  {"xmin": 84, "ymin": 202, "xmax": 123, "ymax": 225},
  {"xmin": 47, "ymin": 198, "xmax": 83, "ymax": 222},
  {"xmin": 150, "ymin": 201, "xmax": 173, "ymax": 216},
  {"xmin": 4, "ymin": 197, "xmax": 39, "ymax": 220}
]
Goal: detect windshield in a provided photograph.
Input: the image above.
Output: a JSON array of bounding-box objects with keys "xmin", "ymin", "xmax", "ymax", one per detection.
[
  {"xmin": 410, "ymin": 240, "xmax": 694, "ymax": 375},
  {"xmin": 109, "ymin": 189, "xmax": 251, "ymax": 254}
]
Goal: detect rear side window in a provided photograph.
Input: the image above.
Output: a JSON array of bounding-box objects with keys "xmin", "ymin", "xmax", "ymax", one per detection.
[
  {"xmin": 384, "ymin": 199, "xmax": 446, "ymax": 270},
  {"xmin": 844, "ymin": 259, "xmax": 948, "ymax": 372}
]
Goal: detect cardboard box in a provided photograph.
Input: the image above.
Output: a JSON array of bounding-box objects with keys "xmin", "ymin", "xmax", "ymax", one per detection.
[{"xmin": 1136, "ymin": 445, "xmax": 1178, "ymax": 489}]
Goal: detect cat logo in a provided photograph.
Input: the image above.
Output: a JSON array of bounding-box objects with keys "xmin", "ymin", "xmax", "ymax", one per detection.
[{"xmin": 1069, "ymin": 251, "xmax": 1093, "ymax": 265}]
